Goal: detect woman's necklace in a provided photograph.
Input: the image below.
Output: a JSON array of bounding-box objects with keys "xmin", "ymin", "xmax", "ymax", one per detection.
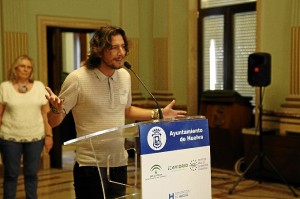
[
  {"xmin": 18, "ymin": 84, "xmax": 28, "ymax": 93},
  {"xmin": 16, "ymin": 80, "xmax": 29, "ymax": 93}
]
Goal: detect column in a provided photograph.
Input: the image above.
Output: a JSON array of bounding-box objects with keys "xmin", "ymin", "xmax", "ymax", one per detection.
[{"xmin": 278, "ymin": 0, "xmax": 300, "ymax": 135}]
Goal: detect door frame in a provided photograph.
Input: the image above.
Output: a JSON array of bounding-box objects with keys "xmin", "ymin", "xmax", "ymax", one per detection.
[{"xmin": 37, "ymin": 15, "xmax": 109, "ymax": 84}]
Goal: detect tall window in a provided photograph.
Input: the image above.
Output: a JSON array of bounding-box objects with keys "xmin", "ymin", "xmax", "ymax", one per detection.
[
  {"xmin": 203, "ymin": 16, "xmax": 224, "ymax": 90},
  {"xmin": 234, "ymin": 12, "xmax": 256, "ymax": 98},
  {"xmin": 199, "ymin": 1, "xmax": 256, "ymax": 104}
]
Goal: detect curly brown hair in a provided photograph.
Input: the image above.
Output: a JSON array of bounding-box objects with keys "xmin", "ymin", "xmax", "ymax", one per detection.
[{"xmin": 85, "ymin": 26, "xmax": 129, "ymax": 69}]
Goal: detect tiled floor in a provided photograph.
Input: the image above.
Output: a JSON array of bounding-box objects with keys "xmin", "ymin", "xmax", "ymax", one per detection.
[
  {"xmin": 211, "ymin": 168, "xmax": 299, "ymax": 199},
  {"xmin": 0, "ymin": 145, "xmax": 299, "ymax": 199}
]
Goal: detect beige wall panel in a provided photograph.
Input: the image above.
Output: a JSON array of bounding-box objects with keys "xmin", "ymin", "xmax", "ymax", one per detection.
[
  {"xmin": 126, "ymin": 38, "xmax": 140, "ymax": 92},
  {"xmin": 153, "ymin": 38, "xmax": 169, "ymax": 91},
  {"xmin": 187, "ymin": 0, "xmax": 198, "ymax": 115},
  {"xmin": 291, "ymin": 27, "xmax": 300, "ymax": 95},
  {"xmin": 3, "ymin": 32, "xmax": 28, "ymax": 80}
]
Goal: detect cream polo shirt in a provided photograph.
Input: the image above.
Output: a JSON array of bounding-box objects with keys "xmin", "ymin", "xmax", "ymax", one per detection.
[
  {"xmin": 0, "ymin": 81, "xmax": 48, "ymax": 142},
  {"xmin": 59, "ymin": 66, "xmax": 132, "ymax": 167}
]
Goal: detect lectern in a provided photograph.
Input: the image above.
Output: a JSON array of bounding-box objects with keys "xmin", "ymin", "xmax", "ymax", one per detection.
[{"xmin": 64, "ymin": 116, "xmax": 211, "ymax": 199}]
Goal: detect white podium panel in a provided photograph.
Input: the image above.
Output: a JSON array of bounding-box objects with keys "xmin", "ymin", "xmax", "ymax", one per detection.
[{"xmin": 139, "ymin": 117, "xmax": 211, "ymax": 199}]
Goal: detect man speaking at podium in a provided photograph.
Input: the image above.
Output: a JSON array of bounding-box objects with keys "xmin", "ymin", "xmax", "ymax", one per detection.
[{"xmin": 45, "ymin": 25, "xmax": 186, "ymax": 199}]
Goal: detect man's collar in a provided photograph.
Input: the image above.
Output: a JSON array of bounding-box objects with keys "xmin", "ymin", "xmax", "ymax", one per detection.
[{"xmin": 93, "ymin": 68, "xmax": 118, "ymax": 82}]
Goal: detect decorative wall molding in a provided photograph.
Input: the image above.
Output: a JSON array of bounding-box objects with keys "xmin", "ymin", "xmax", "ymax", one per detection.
[
  {"xmin": 2, "ymin": 0, "xmax": 28, "ymax": 80},
  {"xmin": 153, "ymin": 37, "xmax": 170, "ymax": 92},
  {"xmin": 126, "ymin": 38, "xmax": 140, "ymax": 93},
  {"xmin": 280, "ymin": 0, "xmax": 300, "ymax": 112},
  {"xmin": 187, "ymin": 0, "xmax": 199, "ymax": 115},
  {"xmin": 37, "ymin": 15, "xmax": 109, "ymax": 84},
  {"xmin": 273, "ymin": 0, "xmax": 300, "ymax": 135},
  {"xmin": 3, "ymin": 32, "xmax": 28, "ymax": 80}
]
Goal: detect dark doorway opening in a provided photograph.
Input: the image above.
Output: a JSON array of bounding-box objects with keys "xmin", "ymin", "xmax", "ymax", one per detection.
[{"xmin": 47, "ymin": 27, "xmax": 95, "ymax": 168}]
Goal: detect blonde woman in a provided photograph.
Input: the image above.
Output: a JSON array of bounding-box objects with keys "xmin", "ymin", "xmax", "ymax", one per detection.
[{"xmin": 0, "ymin": 55, "xmax": 53, "ymax": 199}]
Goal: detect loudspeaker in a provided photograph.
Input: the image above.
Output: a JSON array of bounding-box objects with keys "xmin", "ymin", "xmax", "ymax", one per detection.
[{"xmin": 248, "ymin": 52, "xmax": 271, "ymax": 87}]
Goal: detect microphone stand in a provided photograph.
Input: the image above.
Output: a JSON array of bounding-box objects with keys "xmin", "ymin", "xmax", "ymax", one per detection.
[{"xmin": 124, "ymin": 62, "xmax": 163, "ymax": 119}]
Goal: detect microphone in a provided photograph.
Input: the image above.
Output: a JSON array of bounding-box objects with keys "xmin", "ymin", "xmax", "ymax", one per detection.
[{"xmin": 124, "ymin": 61, "xmax": 163, "ymax": 119}]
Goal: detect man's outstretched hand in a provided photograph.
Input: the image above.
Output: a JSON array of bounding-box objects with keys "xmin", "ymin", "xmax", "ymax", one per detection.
[{"xmin": 162, "ymin": 100, "xmax": 187, "ymax": 118}]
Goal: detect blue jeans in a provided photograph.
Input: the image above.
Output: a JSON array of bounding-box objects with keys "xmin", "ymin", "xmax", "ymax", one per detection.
[
  {"xmin": 73, "ymin": 162, "xmax": 127, "ymax": 199},
  {"xmin": 0, "ymin": 139, "xmax": 44, "ymax": 199}
]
